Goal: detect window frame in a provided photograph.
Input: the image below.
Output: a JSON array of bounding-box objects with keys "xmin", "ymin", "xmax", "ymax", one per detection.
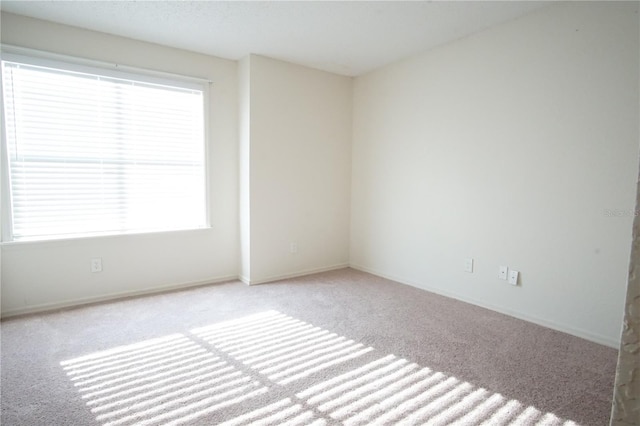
[{"xmin": 0, "ymin": 45, "xmax": 212, "ymax": 243}]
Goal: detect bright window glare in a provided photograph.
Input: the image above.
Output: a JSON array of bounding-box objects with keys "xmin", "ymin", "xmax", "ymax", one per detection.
[{"xmin": 2, "ymin": 56, "xmax": 207, "ymax": 241}]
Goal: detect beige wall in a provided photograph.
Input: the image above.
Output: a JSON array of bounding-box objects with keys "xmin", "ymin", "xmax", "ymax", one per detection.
[
  {"xmin": 240, "ymin": 55, "xmax": 352, "ymax": 283},
  {"xmin": 0, "ymin": 13, "xmax": 240, "ymax": 314},
  {"xmin": 350, "ymin": 2, "xmax": 639, "ymax": 347}
]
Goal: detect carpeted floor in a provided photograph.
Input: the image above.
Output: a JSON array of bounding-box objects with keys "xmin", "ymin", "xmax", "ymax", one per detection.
[{"xmin": 1, "ymin": 268, "xmax": 617, "ymax": 425}]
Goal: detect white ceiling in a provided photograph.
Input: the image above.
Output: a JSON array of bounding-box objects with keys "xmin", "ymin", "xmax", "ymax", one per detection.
[{"xmin": 0, "ymin": 1, "xmax": 549, "ymax": 76}]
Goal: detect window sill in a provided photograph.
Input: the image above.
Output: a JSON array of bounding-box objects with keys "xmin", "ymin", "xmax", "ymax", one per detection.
[{"xmin": 1, "ymin": 226, "xmax": 214, "ymax": 248}]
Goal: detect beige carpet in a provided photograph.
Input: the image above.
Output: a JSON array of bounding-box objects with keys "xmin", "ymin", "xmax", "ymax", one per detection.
[{"xmin": 1, "ymin": 268, "xmax": 617, "ymax": 425}]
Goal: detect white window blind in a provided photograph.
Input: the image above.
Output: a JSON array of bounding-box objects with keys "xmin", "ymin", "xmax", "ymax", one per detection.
[{"xmin": 1, "ymin": 55, "xmax": 207, "ymax": 241}]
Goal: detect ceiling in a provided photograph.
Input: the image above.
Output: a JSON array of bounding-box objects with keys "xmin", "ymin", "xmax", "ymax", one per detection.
[{"xmin": 0, "ymin": 1, "xmax": 549, "ymax": 76}]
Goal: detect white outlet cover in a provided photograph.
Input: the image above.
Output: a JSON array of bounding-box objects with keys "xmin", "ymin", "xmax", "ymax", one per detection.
[
  {"xmin": 91, "ymin": 258, "xmax": 103, "ymax": 273},
  {"xmin": 499, "ymin": 266, "xmax": 508, "ymax": 280},
  {"xmin": 464, "ymin": 258, "xmax": 473, "ymax": 273},
  {"xmin": 509, "ymin": 270, "xmax": 519, "ymax": 285}
]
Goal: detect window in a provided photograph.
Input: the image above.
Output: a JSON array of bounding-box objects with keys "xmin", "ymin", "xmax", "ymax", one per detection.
[{"xmin": 1, "ymin": 53, "xmax": 208, "ymax": 241}]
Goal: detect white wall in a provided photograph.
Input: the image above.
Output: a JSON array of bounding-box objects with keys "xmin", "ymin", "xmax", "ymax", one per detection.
[
  {"xmin": 238, "ymin": 56, "xmax": 252, "ymax": 283},
  {"xmin": 0, "ymin": 13, "xmax": 240, "ymax": 315},
  {"xmin": 242, "ymin": 55, "xmax": 352, "ymax": 283},
  {"xmin": 351, "ymin": 2, "xmax": 640, "ymax": 347}
]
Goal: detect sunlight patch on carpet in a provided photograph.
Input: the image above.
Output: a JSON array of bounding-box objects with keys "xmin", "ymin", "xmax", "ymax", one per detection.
[
  {"xmin": 217, "ymin": 398, "xmax": 326, "ymax": 426},
  {"xmin": 294, "ymin": 351, "xmax": 577, "ymax": 426},
  {"xmin": 62, "ymin": 310, "xmax": 582, "ymax": 426},
  {"xmin": 61, "ymin": 334, "xmax": 268, "ymax": 425},
  {"xmin": 192, "ymin": 310, "xmax": 373, "ymax": 385}
]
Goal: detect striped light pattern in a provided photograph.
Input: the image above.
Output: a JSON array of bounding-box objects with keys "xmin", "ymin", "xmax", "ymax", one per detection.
[
  {"xmin": 61, "ymin": 310, "xmax": 583, "ymax": 426},
  {"xmin": 192, "ymin": 311, "xmax": 373, "ymax": 385},
  {"xmin": 295, "ymin": 353, "xmax": 578, "ymax": 426},
  {"xmin": 61, "ymin": 334, "xmax": 267, "ymax": 426}
]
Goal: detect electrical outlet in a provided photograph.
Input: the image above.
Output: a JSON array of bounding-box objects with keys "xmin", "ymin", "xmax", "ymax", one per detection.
[
  {"xmin": 91, "ymin": 258, "xmax": 103, "ymax": 273},
  {"xmin": 499, "ymin": 265, "xmax": 508, "ymax": 280},
  {"xmin": 509, "ymin": 270, "xmax": 519, "ymax": 286},
  {"xmin": 290, "ymin": 242, "xmax": 298, "ymax": 254},
  {"xmin": 464, "ymin": 258, "xmax": 474, "ymax": 273}
]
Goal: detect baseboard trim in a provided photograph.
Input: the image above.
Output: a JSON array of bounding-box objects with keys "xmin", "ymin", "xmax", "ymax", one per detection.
[
  {"xmin": 349, "ymin": 263, "xmax": 620, "ymax": 349},
  {"xmin": 245, "ymin": 263, "xmax": 350, "ymax": 286},
  {"xmin": 3, "ymin": 263, "xmax": 618, "ymax": 348},
  {"xmin": 0, "ymin": 264, "xmax": 351, "ymax": 318},
  {"xmin": 0, "ymin": 274, "xmax": 239, "ymax": 319}
]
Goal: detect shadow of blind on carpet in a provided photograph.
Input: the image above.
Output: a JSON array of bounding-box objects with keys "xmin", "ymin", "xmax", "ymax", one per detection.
[{"xmin": 61, "ymin": 310, "xmax": 582, "ymax": 426}]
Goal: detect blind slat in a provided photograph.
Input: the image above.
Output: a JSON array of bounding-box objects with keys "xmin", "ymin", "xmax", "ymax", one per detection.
[{"xmin": 2, "ymin": 57, "xmax": 207, "ymax": 241}]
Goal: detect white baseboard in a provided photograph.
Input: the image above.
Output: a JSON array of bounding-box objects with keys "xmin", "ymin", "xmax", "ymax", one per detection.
[
  {"xmin": 0, "ymin": 274, "xmax": 239, "ymax": 319},
  {"xmin": 349, "ymin": 263, "xmax": 620, "ymax": 349},
  {"xmin": 0, "ymin": 264, "xmax": 350, "ymax": 317},
  {"xmin": 245, "ymin": 263, "xmax": 350, "ymax": 285},
  {"xmin": 3, "ymin": 262, "xmax": 618, "ymax": 349}
]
